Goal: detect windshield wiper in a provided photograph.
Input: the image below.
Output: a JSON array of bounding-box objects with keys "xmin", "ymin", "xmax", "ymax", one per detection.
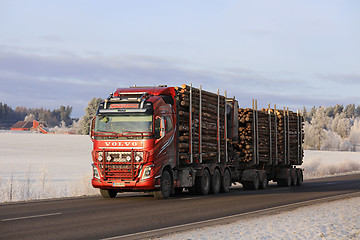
[
  {"xmin": 120, "ymin": 131, "xmax": 152, "ymax": 138},
  {"xmin": 93, "ymin": 131, "xmax": 118, "ymax": 137}
]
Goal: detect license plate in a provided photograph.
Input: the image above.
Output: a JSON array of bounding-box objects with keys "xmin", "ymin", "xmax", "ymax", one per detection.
[{"xmin": 113, "ymin": 182, "xmax": 125, "ymax": 187}]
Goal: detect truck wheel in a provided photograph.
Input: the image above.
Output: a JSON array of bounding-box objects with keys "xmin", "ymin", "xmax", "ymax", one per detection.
[
  {"xmin": 220, "ymin": 169, "xmax": 231, "ymax": 193},
  {"xmin": 291, "ymin": 171, "xmax": 298, "ymax": 186},
  {"xmin": 100, "ymin": 189, "xmax": 117, "ymax": 198},
  {"xmin": 285, "ymin": 172, "xmax": 292, "ymax": 187},
  {"xmin": 154, "ymin": 170, "xmax": 172, "ymax": 199},
  {"xmin": 260, "ymin": 172, "xmax": 268, "ymax": 189},
  {"xmin": 196, "ymin": 169, "xmax": 210, "ymax": 195},
  {"xmin": 278, "ymin": 172, "xmax": 292, "ymax": 187},
  {"xmin": 210, "ymin": 169, "xmax": 221, "ymax": 194},
  {"xmin": 297, "ymin": 170, "xmax": 303, "ymax": 186},
  {"xmin": 250, "ymin": 173, "xmax": 260, "ymax": 190}
]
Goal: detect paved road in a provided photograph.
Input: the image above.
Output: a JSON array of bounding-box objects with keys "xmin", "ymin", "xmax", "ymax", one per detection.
[{"xmin": 1, "ymin": 174, "xmax": 359, "ymax": 240}]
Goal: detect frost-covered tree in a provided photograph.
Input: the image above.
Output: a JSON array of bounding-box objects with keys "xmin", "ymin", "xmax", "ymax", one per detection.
[
  {"xmin": 348, "ymin": 118, "xmax": 360, "ymax": 151},
  {"xmin": 309, "ymin": 106, "xmax": 316, "ymax": 119},
  {"xmin": 321, "ymin": 129, "xmax": 341, "ymax": 150},
  {"xmin": 334, "ymin": 104, "xmax": 344, "ymax": 115},
  {"xmin": 24, "ymin": 114, "xmax": 35, "ymax": 122},
  {"xmin": 77, "ymin": 97, "xmax": 102, "ymax": 135},
  {"xmin": 304, "ymin": 122, "xmax": 318, "ymax": 149},
  {"xmin": 331, "ymin": 113, "xmax": 350, "ymax": 138},
  {"xmin": 355, "ymin": 105, "xmax": 360, "ymax": 117},
  {"xmin": 344, "ymin": 104, "xmax": 355, "ymax": 118},
  {"xmin": 325, "ymin": 106, "xmax": 335, "ymax": 118},
  {"xmin": 308, "ymin": 106, "xmax": 329, "ymax": 150}
]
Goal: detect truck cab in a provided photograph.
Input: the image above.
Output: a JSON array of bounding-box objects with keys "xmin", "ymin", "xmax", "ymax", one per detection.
[{"xmin": 90, "ymin": 86, "xmax": 177, "ymax": 198}]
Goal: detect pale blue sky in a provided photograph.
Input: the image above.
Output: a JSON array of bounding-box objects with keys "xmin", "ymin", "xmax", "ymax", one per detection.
[{"xmin": 0, "ymin": 1, "xmax": 359, "ymax": 117}]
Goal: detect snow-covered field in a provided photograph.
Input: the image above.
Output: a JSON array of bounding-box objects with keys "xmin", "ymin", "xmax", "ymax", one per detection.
[
  {"xmin": 1, "ymin": 131, "xmax": 360, "ymax": 202},
  {"xmin": 0, "ymin": 131, "xmax": 96, "ymax": 202},
  {"xmin": 159, "ymin": 197, "xmax": 360, "ymax": 240}
]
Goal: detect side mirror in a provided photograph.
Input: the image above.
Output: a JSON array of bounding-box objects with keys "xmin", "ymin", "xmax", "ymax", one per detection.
[
  {"xmin": 90, "ymin": 117, "xmax": 96, "ymax": 139},
  {"xmin": 160, "ymin": 117, "xmax": 166, "ymax": 138},
  {"xmin": 155, "ymin": 116, "xmax": 166, "ymax": 140}
]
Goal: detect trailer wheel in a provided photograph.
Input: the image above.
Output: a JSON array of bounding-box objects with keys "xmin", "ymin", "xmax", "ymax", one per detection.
[
  {"xmin": 243, "ymin": 173, "xmax": 260, "ymax": 190},
  {"xmin": 154, "ymin": 170, "xmax": 172, "ymax": 199},
  {"xmin": 278, "ymin": 171, "xmax": 292, "ymax": 187},
  {"xmin": 100, "ymin": 189, "xmax": 117, "ymax": 198},
  {"xmin": 291, "ymin": 171, "xmax": 298, "ymax": 186},
  {"xmin": 210, "ymin": 169, "xmax": 221, "ymax": 194},
  {"xmin": 260, "ymin": 172, "xmax": 268, "ymax": 189},
  {"xmin": 251, "ymin": 173, "xmax": 260, "ymax": 190},
  {"xmin": 195, "ymin": 169, "xmax": 210, "ymax": 195},
  {"xmin": 220, "ymin": 169, "xmax": 231, "ymax": 193},
  {"xmin": 297, "ymin": 170, "xmax": 303, "ymax": 186}
]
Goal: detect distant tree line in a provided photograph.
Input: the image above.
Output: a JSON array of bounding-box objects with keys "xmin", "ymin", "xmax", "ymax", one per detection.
[
  {"xmin": 0, "ymin": 102, "xmax": 75, "ymax": 128},
  {"xmin": 303, "ymin": 104, "xmax": 360, "ymax": 123}
]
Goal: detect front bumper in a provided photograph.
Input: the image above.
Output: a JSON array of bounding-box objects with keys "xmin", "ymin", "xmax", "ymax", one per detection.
[{"xmin": 92, "ymin": 177, "xmax": 156, "ymax": 190}]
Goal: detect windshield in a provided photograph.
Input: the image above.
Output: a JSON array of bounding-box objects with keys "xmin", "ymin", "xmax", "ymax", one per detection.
[{"xmin": 94, "ymin": 115, "xmax": 153, "ymax": 135}]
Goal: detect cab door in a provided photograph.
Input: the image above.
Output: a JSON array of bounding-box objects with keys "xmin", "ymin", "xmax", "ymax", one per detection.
[{"xmin": 153, "ymin": 111, "xmax": 176, "ymax": 174}]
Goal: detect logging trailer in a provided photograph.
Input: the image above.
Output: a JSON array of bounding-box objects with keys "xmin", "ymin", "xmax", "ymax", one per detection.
[{"xmin": 90, "ymin": 84, "xmax": 304, "ymax": 199}]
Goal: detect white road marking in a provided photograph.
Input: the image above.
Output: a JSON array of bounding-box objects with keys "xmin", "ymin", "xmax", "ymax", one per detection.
[
  {"xmin": 181, "ymin": 197, "xmax": 201, "ymax": 200},
  {"xmin": 102, "ymin": 191, "xmax": 360, "ymax": 240},
  {"xmin": 2, "ymin": 212, "xmax": 62, "ymax": 222}
]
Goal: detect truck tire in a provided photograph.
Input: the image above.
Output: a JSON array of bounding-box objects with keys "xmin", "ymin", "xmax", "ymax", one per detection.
[
  {"xmin": 260, "ymin": 172, "xmax": 268, "ymax": 189},
  {"xmin": 243, "ymin": 173, "xmax": 260, "ymax": 190},
  {"xmin": 100, "ymin": 189, "xmax": 117, "ymax": 198},
  {"xmin": 195, "ymin": 169, "xmax": 210, "ymax": 195},
  {"xmin": 154, "ymin": 170, "xmax": 172, "ymax": 199},
  {"xmin": 297, "ymin": 170, "xmax": 303, "ymax": 186},
  {"xmin": 250, "ymin": 173, "xmax": 260, "ymax": 190},
  {"xmin": 220, "ymin": 169, "xmax": 231, "ymax": 193},
  {"xmin": 210, "ymin": 169, "xmax": 221, "ymax": 194},
  {"xmin": 291, "ymin": 171, "xmax": 298, "ymax": 186},
  {"xmin": 278, "ymin": 171, "xmax": 292, "ymax": 187}
]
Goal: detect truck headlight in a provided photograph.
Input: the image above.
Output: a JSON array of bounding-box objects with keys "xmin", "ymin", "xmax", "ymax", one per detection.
[
  {"xmin": 92, "ymin": 165, "xmax": 100, "ymax": 180},
  {"xmin": 141, "ymin": 165, "xmax": 153, "ymax": 180}
]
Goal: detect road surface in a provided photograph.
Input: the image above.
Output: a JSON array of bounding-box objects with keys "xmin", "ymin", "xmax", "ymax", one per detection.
[{"xmin": 1, "ymin": 174, "xmax": 359, "ymax": 240}]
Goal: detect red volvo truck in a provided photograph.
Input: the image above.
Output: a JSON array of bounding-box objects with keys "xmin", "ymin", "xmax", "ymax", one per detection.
[{"xmin": 90, "ymin": 85, "xmax": 304, "ymax": 199}]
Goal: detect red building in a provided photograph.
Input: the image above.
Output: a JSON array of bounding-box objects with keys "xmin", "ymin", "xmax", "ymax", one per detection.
[{"xmin": 10, "ymin": 120, "xmax": 48, "ymax": 133}]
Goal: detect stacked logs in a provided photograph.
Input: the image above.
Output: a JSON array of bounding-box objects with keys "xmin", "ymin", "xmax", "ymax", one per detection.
[
  {"xmin": 276, "ymin": 110, "xmax": 305, "ymax": 165},
  {"xmin": 176, "ymin": 84, "xmax": 226, "ymax": 164},
  {"xmin": 233, "ymin": 107, "xmax": 304, "ymax": 166}
]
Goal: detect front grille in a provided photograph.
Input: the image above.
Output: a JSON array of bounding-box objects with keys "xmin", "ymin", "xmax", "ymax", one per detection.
[{"xmin": 95, "ymin": 150, "xmax": 146, "ymax": 180}]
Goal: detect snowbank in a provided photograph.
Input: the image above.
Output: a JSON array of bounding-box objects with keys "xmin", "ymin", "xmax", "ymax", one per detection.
[
  {"xmin": 159, "ymin": 197, "xmax": 360, "ymax": 240},
  {"xmin": 1, "ymin": 132, "xmax": 360, "ymax": 202}
]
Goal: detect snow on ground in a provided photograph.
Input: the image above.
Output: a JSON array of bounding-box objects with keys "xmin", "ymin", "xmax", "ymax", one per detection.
[
  {"xmin": 0, "ymin": 131, "xmax": 97, "ymax": 202},
  {"xmin": 0, "ymin": 131, "xmax": 360, "ymax": 202},
  {"xmin": 301, "ymin": 150, "xmax": 360, "ymax": 179},
  {"xmin": 158, "ymin": 197, "xmax": 360, "ymax": 240}
]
